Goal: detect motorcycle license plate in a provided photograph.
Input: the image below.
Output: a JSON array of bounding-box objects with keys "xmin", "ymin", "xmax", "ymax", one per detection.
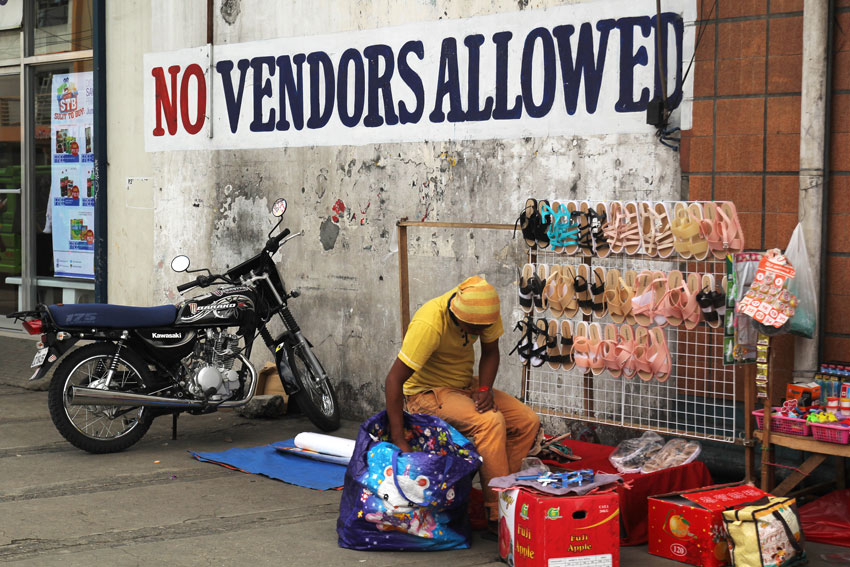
[{"xmin": 31, "ymin": 348, "xmax": 48, "ymax": 368}]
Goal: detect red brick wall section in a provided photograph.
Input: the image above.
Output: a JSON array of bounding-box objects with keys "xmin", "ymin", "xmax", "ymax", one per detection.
[
  {"xmin": 824, "ymin": 7, "xmax": 850, "ymax": 362},
  {"xmin": 681, "ymin": 0, "xmax": 810, "ymax": 390}
]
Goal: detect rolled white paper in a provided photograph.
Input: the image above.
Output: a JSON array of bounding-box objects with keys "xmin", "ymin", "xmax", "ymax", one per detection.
[{"xmin": 294, "ymin": 432, "xmax": 355, "ymax": 459}]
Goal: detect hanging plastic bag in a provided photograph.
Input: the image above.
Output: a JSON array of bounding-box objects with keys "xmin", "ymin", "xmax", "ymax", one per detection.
[
  {"xmin": 336, "ymin": 411, "xmax": 482, "ymax": 551},
  {"xmin": 784, "ymin": 224, "xmax": 817, "ymax": 339}
]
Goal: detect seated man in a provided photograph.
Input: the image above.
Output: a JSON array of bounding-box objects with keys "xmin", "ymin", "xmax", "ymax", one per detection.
[{"xmin": 384, "ymin": 275, "xmax": 540, "ymax": 527}]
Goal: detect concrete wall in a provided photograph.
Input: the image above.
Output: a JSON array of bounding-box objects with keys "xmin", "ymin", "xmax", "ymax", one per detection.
[{"xmin": 108, "ymin": 0, "xmax": 683, "ymax": 421}]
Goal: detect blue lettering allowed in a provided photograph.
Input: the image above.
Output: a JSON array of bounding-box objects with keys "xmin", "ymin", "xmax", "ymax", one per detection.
[
  {"xmin": 652, "ymin": 12, "xmax": 685, "ymax": 110},
  {"xmin": 552, "ymin": 20, "xmax": 615, "ymax": 115},
  {"xmin": 464, "ymin": 34, "xmax": 494, "ymax": 121},
  {"xmin": 492, "ymin": 31, "xmax": 522, "ymax": 120},
  {"xmin": 615, "ymin": 17, "xmax": 652, "ymax": 113},
  {"xmin": 521, "ymin": 27, "xmax": 556, "ymax": 118}
]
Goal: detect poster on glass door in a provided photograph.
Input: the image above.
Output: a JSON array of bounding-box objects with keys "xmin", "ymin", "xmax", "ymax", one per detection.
[{"xmin": 50, "ymin": 72, "xmax": 94, "ymax": 279}]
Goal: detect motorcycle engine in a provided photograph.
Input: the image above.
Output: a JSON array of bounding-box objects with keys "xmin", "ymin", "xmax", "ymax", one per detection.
[{"xmin": 184, "ymin": 330, "xmax": 242, "ymax": 401}]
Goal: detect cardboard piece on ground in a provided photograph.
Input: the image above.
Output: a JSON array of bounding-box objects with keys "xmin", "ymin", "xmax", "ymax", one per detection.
[
  {"xmin": 499, "ymin": 487, "xmax": 620, "ymax": 567},
  {"xmin": 648, "ymin": 482, "xmax": 769, "ymax": 567},
  {"xmin": 258, "ymin": 362, "xmax": 288, "ymax": 402}
]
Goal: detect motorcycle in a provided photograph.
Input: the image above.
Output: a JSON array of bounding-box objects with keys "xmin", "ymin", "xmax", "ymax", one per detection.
[{"xmin": 7, "ymin": 198, "xmax": 340, "ymax": 453}]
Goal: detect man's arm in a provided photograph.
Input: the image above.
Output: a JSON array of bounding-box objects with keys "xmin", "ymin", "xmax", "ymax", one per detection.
[
  {"xmin": 385, "ymin": 357, "xmax": 415, "ymax": 452},
  {"xmin": 474, "ymin": 339, "xmax": 500, "ymax": 412}
]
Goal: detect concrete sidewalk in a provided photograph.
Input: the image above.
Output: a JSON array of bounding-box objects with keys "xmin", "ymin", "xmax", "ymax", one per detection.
[{"xmin": 0, "ymin": 331, "xmax": 845, "ymax": 566}]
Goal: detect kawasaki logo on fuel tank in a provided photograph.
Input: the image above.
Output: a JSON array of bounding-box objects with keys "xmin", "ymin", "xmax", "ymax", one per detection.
[{"xmin": 152, "ymin": 332, "xmax": 182, "ymax": 339}]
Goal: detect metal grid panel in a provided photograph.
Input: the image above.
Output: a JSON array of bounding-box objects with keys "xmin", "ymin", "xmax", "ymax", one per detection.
[{"xmin": 518, "ymin": 206, "xmax": 736, "ymax": 443}]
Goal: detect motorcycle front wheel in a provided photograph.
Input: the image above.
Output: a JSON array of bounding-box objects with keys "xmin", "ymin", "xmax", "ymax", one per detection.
[
  {"xmin": 47, "ymin": 343, "xmax": 155, "ymax": 454},
  {"xmin": 290, "ymin": 345, "xmax": 340, "ymax": 432}
]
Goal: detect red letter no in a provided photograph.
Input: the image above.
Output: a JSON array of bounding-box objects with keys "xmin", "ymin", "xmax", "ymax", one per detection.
[
  {"xmin": 180, "ymin": 64, "xmax": 206, "ymax": 135},
  {"xmin": 151, "ymin": 64, "xmax": 207, "ymax": 137}
]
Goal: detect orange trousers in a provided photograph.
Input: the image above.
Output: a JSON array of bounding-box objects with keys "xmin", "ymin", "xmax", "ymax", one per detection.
[{"xmin": 406, "ymin": 387, "xmax": 540, "ymax": 521}]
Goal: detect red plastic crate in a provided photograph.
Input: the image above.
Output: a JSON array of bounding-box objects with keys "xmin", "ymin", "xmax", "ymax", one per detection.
[
  {"xmin": 810, "ymin": 422, "xmax": 850, "ymax": 444},
  {"xmin": 752, "ymin": 408, "xmax": 811, "ymax": 436}
]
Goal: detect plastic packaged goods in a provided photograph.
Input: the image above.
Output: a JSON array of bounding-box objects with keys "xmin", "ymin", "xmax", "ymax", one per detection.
[
  {"xmin": 640, "ymin": 439, "xmax": 702, "ymax": 473},
  {"xmin": 608, "ymin": 431, "xmax": 664, "ymax": 474}
]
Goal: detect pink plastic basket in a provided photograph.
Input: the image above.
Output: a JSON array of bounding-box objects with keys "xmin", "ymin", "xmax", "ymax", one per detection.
[
  {"xmin": 752, "ymin": 408, "xmax": 811, "ymax": 436},
  {"xmin": 810, "ymin": 422, "xmax": 850, "ymax": 444}
]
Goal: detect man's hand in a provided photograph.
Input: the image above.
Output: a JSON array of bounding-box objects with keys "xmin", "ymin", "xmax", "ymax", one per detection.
[
  {"xmin": 473, "ymin": 388, "xmax": 496, "ymax": 413},
  {"xmin": 392, "ymin": 435, "xmax": 413, "ymax": 453}
]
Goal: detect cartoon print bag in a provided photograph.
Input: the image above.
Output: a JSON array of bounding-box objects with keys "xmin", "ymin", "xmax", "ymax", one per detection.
[
  {"xmin": 722, "ymin": 496, "xmax": 806, "ymax": 567},
  {"xmin": 337, "ymin": 410, "xmax": 482, "ymax": 551}
]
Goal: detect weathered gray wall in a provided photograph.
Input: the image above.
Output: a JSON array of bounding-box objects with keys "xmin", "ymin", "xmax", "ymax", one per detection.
[{"xmin": 109, "ymin": 0, "xmax": 682, "ymax": 421}]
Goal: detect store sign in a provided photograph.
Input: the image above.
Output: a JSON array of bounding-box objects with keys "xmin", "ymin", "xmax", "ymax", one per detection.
[
  {"xmin": 0, "ymin": 0, "xmax": 22, "ymax": 31},
  {"xmin": 49, "ymin": 72, "xmax": 95, "ymax": 279},
  {"xmin": 144, "ymin": 0, "xmax": 695, "ymax": 151}
]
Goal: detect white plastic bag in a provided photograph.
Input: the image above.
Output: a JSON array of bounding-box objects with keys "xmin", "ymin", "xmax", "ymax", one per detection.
[
  {"xmin": 608, "ymin": 431, "xmax": 664, "ymax": 474},
  {"xmin": 784, "ymin": 224, "xmax": 818, "ymax": 339}
]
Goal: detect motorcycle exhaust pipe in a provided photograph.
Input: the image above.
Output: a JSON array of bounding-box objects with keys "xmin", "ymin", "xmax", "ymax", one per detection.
[{"xmin": 68, "ymin": 354, "xmax": 259, "ymax": 409}]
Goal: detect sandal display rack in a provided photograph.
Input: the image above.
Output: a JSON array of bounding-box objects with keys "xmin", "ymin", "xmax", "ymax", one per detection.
[{"xmin": 516, "ymin": 203, "xmax": 738, "ymax": 444}]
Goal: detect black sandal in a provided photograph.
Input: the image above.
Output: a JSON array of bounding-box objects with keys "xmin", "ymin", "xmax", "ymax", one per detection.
[
  {"xmin": 535, "ymin": 200, "xmax": 552, "ymax": 249},
  {"xmin": 587, "ymin": 207, "xmax": 610, "ymax": 257},
  {"xmin": 513, "ymin": 198, "xmax": 539, "ymax": 249},
  {"xmin": 696, "ymin": 286, "xmax": 725, "ymax": 328},
  {"xmin": 589, "ymin": 267, "xmax": 607, "ymax": 317},
  {"xmin": 509, "ymin": 316, "xmax": 535, "ymax": 364},
  {"xmin": 574, "ymin": 270, "xmax": 594, "ymax": 316}
]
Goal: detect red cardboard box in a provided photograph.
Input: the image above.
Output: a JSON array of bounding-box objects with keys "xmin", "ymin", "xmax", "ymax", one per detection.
[
  {"xmin": 648, "ymin": 483, "xmax": 770, "ymax": 567},
  {"xmin": 498, "ymin": 488, "xmax": 619, "ymax": 567}
]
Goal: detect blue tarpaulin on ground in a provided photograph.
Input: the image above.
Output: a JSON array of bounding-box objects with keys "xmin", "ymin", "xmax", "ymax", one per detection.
[{"xmin": 190, "ymin": 439, "xmax": 346, "ymax": 490}]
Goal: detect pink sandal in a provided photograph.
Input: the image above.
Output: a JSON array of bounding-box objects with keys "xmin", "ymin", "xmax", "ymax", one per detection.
[
  {"xmin": 616, "ymin": 325, "xmax": 637, "ymax": 379},
  {"xmin": 602, "ymin": 323, "xmax": 622, "ymax": 378}
]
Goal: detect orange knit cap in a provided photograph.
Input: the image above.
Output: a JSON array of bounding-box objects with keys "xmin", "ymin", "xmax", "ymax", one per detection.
[{"xmin": 449, "ymin": 276, "xmax": 500, "ymax": 326}]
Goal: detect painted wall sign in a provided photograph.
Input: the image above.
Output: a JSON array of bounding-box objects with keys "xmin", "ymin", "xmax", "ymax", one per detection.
[{"xmin": 144, "ymin": 0, "xmax": 695, "ymax": 151}]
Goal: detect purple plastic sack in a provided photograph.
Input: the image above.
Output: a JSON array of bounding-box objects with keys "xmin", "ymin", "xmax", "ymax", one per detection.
[{"xmin": 337, "ymin": 411, "xmax": 482, "ymax": 551}]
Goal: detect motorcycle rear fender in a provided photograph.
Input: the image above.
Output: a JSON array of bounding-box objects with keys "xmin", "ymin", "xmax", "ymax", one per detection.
[
  {"xmin": 272, "ymin": 333, "xmax": 300, "ymax": 395},
  {"xmin": 30, "ymin": 336, "xmax": 80, "ymax": 381}
]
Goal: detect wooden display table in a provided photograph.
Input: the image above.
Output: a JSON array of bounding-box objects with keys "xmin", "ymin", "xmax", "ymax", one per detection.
[{"xmin": 754, "ymin": 430, "xmax": 848, "ymax": 496}]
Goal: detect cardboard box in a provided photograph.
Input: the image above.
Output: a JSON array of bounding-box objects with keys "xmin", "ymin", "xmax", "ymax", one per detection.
[
  {"xmin": 648, "ymin": 483, "xmax": 770, "ymax": 567},
  {"xmin": 499, "ymin": 488, "xmax": 619, "ymax": 567}
]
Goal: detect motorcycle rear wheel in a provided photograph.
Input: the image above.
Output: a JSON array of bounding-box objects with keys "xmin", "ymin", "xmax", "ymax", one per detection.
[
  {"xmin": 290, "ymin": 345, "xmax": 340, "ymax": 432},
  {"xmin": 47, "ymin": 343, "xmax": 155, "ymax": 454}
]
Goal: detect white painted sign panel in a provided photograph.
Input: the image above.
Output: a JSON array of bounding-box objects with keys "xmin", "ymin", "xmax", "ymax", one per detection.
[{"xmin": 144, "ymin": 0, "xmax": 696, "ymax": 151}]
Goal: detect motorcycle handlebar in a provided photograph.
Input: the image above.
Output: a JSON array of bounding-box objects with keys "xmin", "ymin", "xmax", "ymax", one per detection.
[
  {"xmin": 176, "ymin": 278, "xmax": 201, "ymax": 292},
  {"xmin": 177, "ymin": 229, "xmax": 292, "ymax": 293},
  {"xmin": 265, "ymin": 228, "xmax": 291, "ymax": 253},
  {"xmin": 176, "ymin": 274, "xmax": 215, "ymax": 292}
]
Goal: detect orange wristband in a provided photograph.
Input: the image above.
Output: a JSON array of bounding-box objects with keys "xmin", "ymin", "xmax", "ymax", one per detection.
[{"xmin": 478, "ymin": 386, "xmax": 491, "ymax": 392}]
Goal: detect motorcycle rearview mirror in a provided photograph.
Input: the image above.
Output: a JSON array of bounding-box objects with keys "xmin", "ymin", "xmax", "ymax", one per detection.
[
  {"xmin": 272, "ymin": 198, "xmax": 287, "ymax": 218},
  {"xmin": 171, "ymin": 255, "xmax": 191, "ymax": 273}
]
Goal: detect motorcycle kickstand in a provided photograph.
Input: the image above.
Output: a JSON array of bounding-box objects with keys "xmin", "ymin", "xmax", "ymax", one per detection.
[{"xmin": 171, "ymin": 411, "xmax": 179, "ymax": 440}]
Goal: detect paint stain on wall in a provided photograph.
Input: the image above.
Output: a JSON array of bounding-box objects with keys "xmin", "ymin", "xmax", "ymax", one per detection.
[
  {"xmin": 220, "ymin": 0, "xmax": 241, "ymax": 25},
  {"xmin": 320, "ymin": 217, "xmax": 340, "ymax": 250},
  {"xmin": 331, "ymin": 199, "xmax": 346, "ymax": 223}
]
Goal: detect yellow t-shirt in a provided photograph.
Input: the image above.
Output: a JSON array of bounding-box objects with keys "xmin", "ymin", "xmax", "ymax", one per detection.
[{"xmin": 399, "ymin": 286, "xmax": 504, "ymax": 395}]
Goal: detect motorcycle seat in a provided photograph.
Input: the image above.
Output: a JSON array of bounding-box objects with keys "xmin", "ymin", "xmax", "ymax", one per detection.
[{"xmin": 48, "ymin": 303, "xmax": 178, "ymax": 328}]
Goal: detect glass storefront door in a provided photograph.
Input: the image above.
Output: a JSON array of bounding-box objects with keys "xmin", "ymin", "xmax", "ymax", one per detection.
[{"xmin": 0, "ymin": 72, "xmax": 21, "ymax": 324}]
